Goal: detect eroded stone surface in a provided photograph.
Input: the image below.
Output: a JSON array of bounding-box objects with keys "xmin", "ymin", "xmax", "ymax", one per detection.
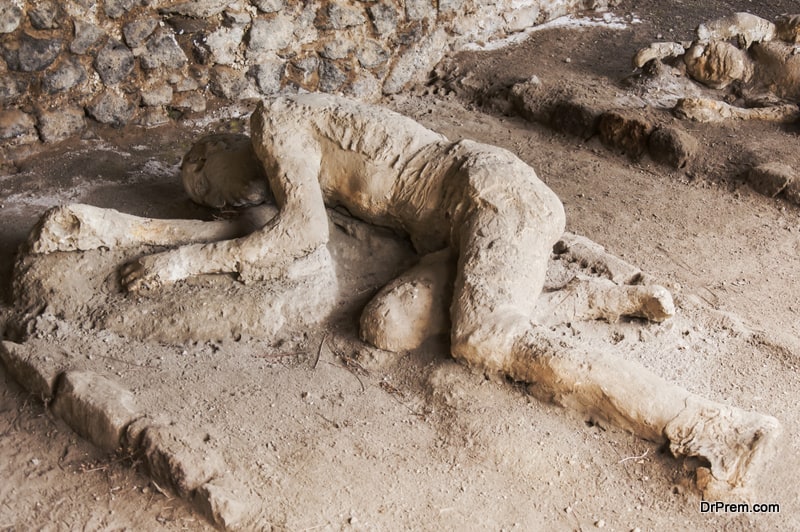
[
  {"xmin": 51, "ymin": 371, "xmax": 140, "ymax": 452},
  {"xmin": 194, "ymin": 476, "xmax": 266, "ymax": 530},
  {"xmin": 141, "ymin": 29, "xmax": 188, "ymax": 70},
  {"xmin": 598, "ymin": 110, "xmax": 654, "ymax": 158},
  {"xmin": 140, "ymin": 423, "xmax": 226, "ymax": 498},
  {"xmin": 648, "ymin": 126, "xmax": 699, "ymax": 169},
  {"xmin": 0, "ymin": 340, "xmax": 70, "ymax": 400},
  {"xmin": 12, "ymin": 33, "xmax": 63, "ymax": 72},
  {"xmin": 748, "ymin": 162, "xmax": 796, "ymax": 197}
]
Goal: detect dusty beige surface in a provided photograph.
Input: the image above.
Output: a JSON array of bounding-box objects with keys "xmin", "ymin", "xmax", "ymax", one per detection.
[{"xmin": 2, "ymin": 1, "xmax": 800, "ymax": 530}]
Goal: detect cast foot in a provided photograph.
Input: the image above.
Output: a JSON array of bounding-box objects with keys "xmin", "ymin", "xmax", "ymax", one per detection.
[
  {"xmin": 618, "ymin": 284, "xmax": 675, "ymax": 322},
  {"xmin": 26, "ymin": 205, "xmax": 101, "ymax": 254},
  {"xmin": 664, "ymin": 397, "xmax": 781, "ymax": 498},
  {"xmin": 536, "ymin": 279, "xmax": 675, "ymax": 325}
]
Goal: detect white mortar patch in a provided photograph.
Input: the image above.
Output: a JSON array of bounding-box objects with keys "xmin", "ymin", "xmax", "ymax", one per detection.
[{"xmin": 459, "ymin": 12, "xmax": 640, "ymax": 52}]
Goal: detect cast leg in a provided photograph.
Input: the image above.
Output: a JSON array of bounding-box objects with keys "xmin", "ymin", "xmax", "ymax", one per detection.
[
  {"xmin": 448, "ymin": 147, "xmax": 565, "ymax": 371},
  {"xmin": 26, "ymin": 203, "xmax": 275, "ymax": 254},
  {"xmin": 447, "ymin": 149, "xmax": 778, "ymax": 497},
  {"xmin": 507, "ymin": 327, "xmax": 780, "ymax": 497}
]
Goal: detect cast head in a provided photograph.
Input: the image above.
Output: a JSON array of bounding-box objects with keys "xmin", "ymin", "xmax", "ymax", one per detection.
[{"xmin": 181, "ymin": 133, "xmax": 270, "ymax": 209}]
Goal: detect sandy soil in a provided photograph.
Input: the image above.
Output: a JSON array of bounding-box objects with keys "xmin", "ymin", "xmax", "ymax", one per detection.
[{"xmin": 2, "ymin": 0, "xmax": 800, "ymax": 530}]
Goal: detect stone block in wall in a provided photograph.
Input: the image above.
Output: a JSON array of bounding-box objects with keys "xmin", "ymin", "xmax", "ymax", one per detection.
[
  {"xmin": 37, "ymin": 107, "xmax": 86, "ymax": 143},
  {"xmin": 165, "ymin": 14, "xmax": 215, "ymax": 35},
  {"xmin": 210, "ymin": 65, "xmax": 254, "ymax": 99},
  {"xmin": 141, "ymin": 83, "xmax": 174, "ymax": 107},
  {"xmin": 347, "ymin": 71, "xmax": 381, "ymax": 101},
  {"xmin": 223, "ymin": 8, "xmax": 251, "ymax": 26},
  {"xmin": 383, "ymin": 28, "xmax": 447, "ymax": 94},
  {"xmin": 357, "ymin": 39, "xmax": 390, "ymax": 69},
  {"xmin": 87, "ymin": 89, "xmax": 137, "ymax": 127},
  {"xmin": 3, "ymin": 33, "xmax": 63, "ymax": 72},
  {"xmin": 504, "ymin": 6, "xmax": 540, "ymax": 32},
  {"xmin": 252, "ymin": 0, "xmax": 285, "ymax": 13},
  {"xmin": 105, "ymin": 0, "xmax": 137, "ymax": 19},
  {"xmin": 206, "ymin": 25, "xmax": 244, "ymax": 66},
  {"xmin": 287, "ymin": 54, "xmax": 320, "ymax": 88},
  {"xmin": 95, "ymin": 39, "xmax": 134, "ymax": 85},
  {"xmin": 161, "ymin": 0, "xmax": 239, "ymax": 18},
  {"xmin": 405, "ymin": 0, "xmax": 434, "ymax": 21},
  {"xmin": 171, "ymin": 92, "xmax": 207, "ymax": 113},
  {"xmin": 249, "ymin": 60, "xmax": 284, "ymax": 94},
  {"xmin": 71, "ymin": 21, "xmax": 105, "ymax": 55},
  {"xmin": 0, "ymin": 1, "xmax": 23, "ymax": 34},
  {"xmin": 170, "ymin": 71, "xmax": 203, "ymax": 91},
  {"xmin": 0, "ymin": 73, "xmax": 25, "ymax": 102},
  {"xmin": 29, "ymin": 1, "xmax": 61, "ymax": 30},
  {"xmin": 0, "ymin": 110, "xmax": 36, "ymax": 143},
  {"xmin": 123, "ymin": 18, "xmax": 159, "ymax": 48},
  {"xmin": 323, "ymin": 3, "xmax": 367, "ymax": 30},
  {"xmin": 319, "ymin": 59, "xmax": 348, "ymax": 92},
  {"xmin": 141, "ymin": 29, "xmax": 188, "ymax": 70},
  {"xmin": 43, "ymin": 58, "xmax": 87, "ymax": 94},
  {"xmin": 322, "ymin": 38, "xmax": 356, "ymax": 61},
  {"xmin": 247, "ymin": 15, "xmax": 294, "ymax": 56},
  {"xmin": 368, "ymin": 3, "xmax": 399, "ymax": 37},
  {"xmin": 294, "ymin": 2, "xmax": 320, "ymax": 46},
  {"xmin": 438, "ymin": 0, "xmax": 465, "ymax": 13}
]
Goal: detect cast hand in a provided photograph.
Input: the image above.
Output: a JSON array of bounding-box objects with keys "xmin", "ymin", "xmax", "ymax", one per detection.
[{"xmin": 120, "ymin": 250, "xmax": 186, "ymax": 292}]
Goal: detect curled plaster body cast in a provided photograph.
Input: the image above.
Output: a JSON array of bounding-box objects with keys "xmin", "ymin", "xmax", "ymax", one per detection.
[{"xmin": 27, "ymin": 93, "xmax": 780, "ymax": 498}]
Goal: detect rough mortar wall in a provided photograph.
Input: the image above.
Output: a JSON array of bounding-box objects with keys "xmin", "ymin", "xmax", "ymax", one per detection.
[{"xmin": 0, "ymin": 0, "xmax": 620, "ymax": 149}]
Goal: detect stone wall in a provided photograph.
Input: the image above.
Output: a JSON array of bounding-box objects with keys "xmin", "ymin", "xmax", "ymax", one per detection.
[{"xmin": 0, "ymin": 0, "xmax": 620, "ymax": 150}]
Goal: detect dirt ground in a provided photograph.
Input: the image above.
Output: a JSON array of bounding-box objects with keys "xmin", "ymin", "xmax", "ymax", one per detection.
[{"xmin": 2, "ymin": 0, "xmax": 800, "ymax": 530}]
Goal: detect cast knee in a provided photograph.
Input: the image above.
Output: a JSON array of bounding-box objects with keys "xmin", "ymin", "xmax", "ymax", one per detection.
[
  {"xmin": 450, "ymin": 311, "xmax": 531, "ymax": 373},
  {"xmin": 360, "ymin": 277, "xmax": 450, "ymax": 352}
]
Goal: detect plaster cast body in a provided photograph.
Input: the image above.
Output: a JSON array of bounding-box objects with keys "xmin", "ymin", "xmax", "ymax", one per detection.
[
  {"xmin": 26, "ymin": 93, "xmax": 779, "ymax": 497},
  {"xmin": 634, "ymin": 12, "xmax": 800, "ymax": 121}
]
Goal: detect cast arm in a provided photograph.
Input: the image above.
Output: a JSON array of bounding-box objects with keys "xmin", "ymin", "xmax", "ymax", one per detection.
[{"xmin": 122, "ymin": 129, "xmax": 328, "ymax": 291}]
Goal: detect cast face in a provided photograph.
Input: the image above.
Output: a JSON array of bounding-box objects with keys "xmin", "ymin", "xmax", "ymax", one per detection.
[{"xmin": 182, "ymin": 134, "xmax": 270, "ymax": 209}]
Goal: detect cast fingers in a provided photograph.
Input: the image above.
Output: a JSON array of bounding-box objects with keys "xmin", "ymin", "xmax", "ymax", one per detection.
[{"xmin": 119, "ymin": 260, "xmax": 157, "ymax": 292}]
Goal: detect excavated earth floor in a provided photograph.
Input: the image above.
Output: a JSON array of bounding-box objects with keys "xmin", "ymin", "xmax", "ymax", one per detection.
[{"xmin": 2, "ymin": 0, "xmax": 800, "ymax": 529}]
